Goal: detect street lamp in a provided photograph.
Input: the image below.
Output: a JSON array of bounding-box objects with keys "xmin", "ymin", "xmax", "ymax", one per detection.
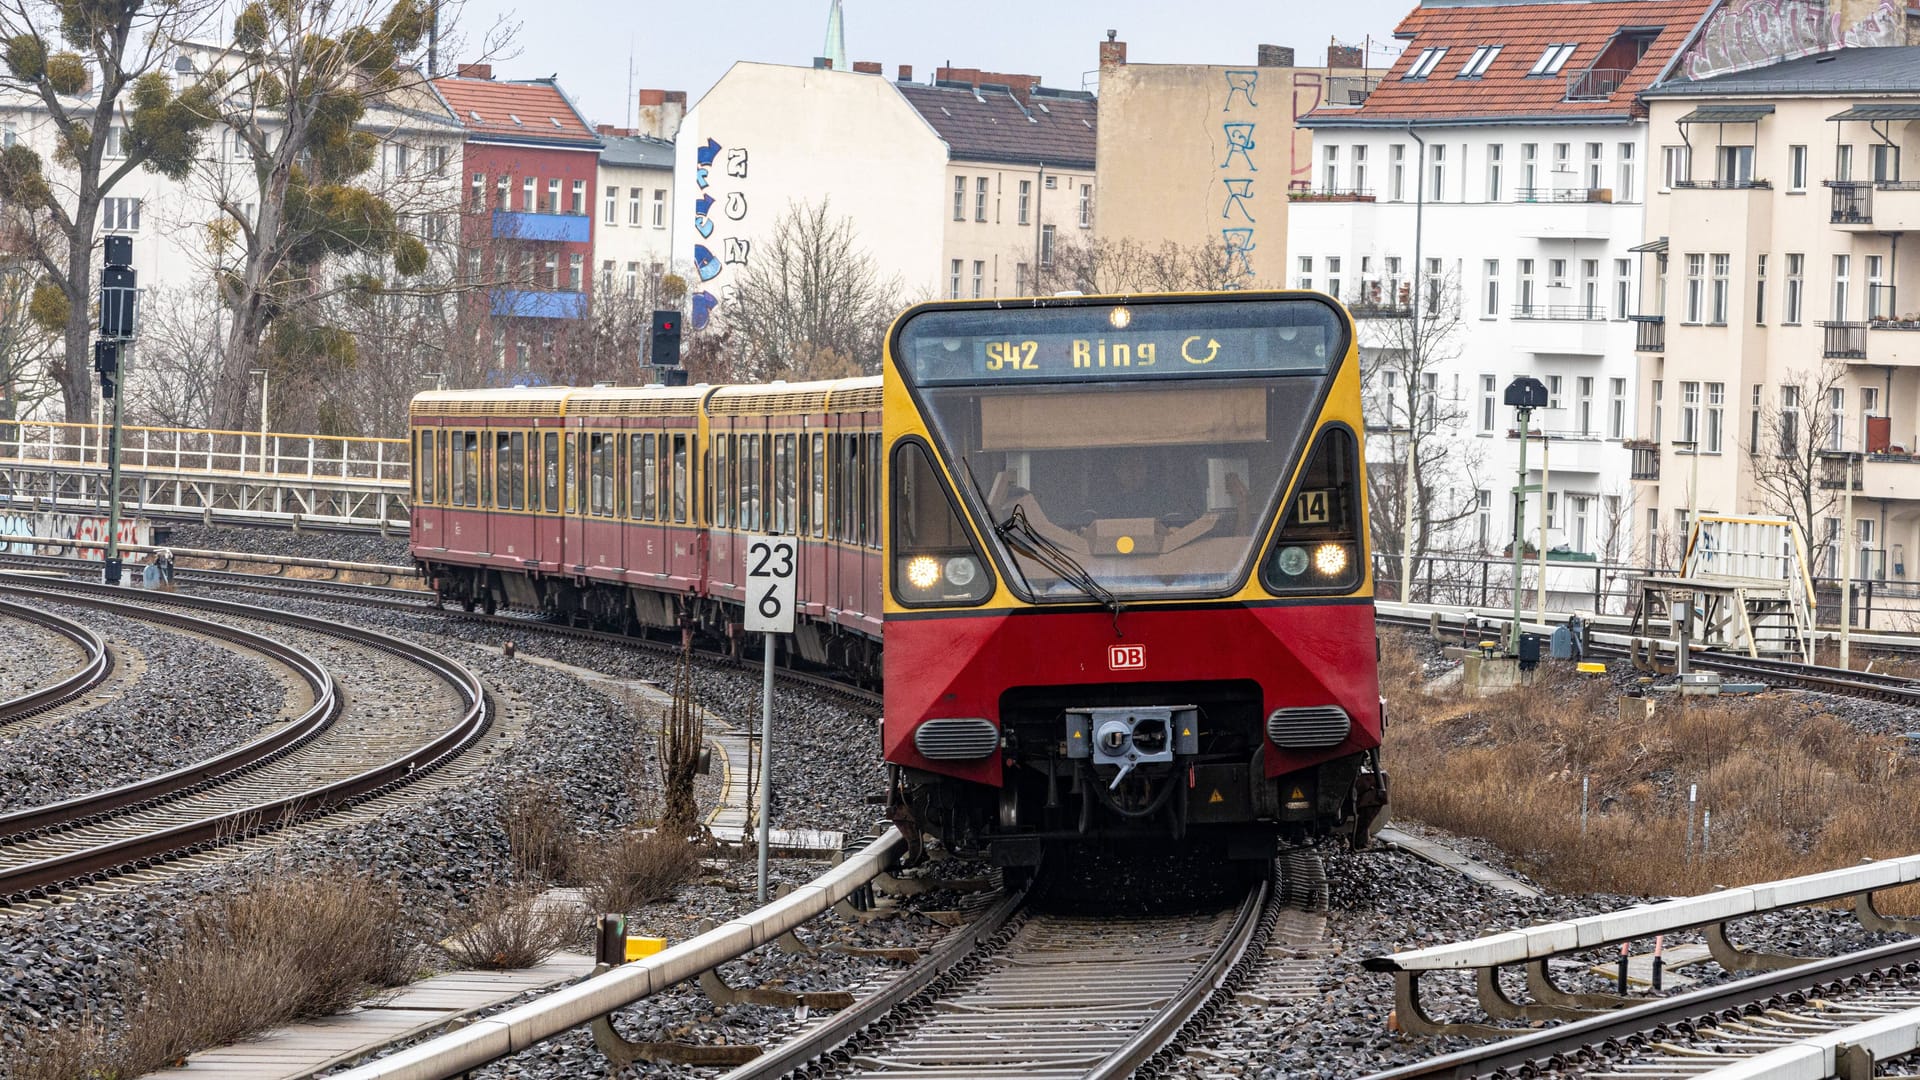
[
  {"xmin": 249, "ymin": 367, "xmax": 269, "ymax": 473},
  {"xmin": 1820, "ymin": 448, "xmax": 1864, "ymax": 670}
]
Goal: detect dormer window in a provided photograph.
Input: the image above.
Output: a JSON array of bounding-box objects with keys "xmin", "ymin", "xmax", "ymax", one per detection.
[
  {"xmin": 1529, "ymin": 44, "xmax": 1578, "ymax": 75},
  {"xmin": 1457, "ymin": 45, "xmax": 1502, "ymax": 78},
  {"xmin": 1404, "ymin": 48, "xmax": 1448, "ymax": 80}
]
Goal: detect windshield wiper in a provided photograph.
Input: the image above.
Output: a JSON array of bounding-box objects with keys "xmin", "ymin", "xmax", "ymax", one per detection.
[{"xmin": 994, "ymin": 505, "xmax": 1125, "ymax": 633}]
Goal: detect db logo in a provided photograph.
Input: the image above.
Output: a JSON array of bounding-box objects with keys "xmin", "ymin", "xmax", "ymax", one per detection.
[{"xmin": 1109, "ymin": 644, "xmax": 1146, "ymax": 670}]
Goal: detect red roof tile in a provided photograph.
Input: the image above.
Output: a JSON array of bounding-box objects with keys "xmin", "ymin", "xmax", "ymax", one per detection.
[
  {"xmin": 432, "ymin": 76, "xmax": 600, "ymax": 147},
  {"xmin": 1311, "ymin": 0, "xmax": 1715, "ymax": 123}
]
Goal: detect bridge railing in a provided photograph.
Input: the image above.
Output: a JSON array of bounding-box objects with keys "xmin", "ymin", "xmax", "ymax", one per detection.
[{"xmin": 0, "ymin": 421, "xmax": 409, "ymax": 485}]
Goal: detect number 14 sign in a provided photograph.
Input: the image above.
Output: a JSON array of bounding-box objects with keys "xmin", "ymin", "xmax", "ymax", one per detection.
[{"xmin": 745, "ymin": 535, "xmax": 797, "ymax": 634}]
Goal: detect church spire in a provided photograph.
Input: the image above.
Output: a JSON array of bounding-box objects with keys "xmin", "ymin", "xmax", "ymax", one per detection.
[{"xmin": 823, "ymin": 0, "xmax": 847, "ymax": 72}]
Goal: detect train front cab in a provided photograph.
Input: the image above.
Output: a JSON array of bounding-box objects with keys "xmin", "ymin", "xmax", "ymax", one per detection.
[{"xmin": 879, "ymin": 292, "xmax": 1387, "ymax": 868}]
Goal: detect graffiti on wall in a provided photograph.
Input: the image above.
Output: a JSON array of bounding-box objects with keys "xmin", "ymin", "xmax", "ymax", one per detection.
[
  {"xmin": 0, "ymin": 512, "xmax": 151, "ymax": 558},
  {"xmin": 690, "ymin": 136, "xmax": 751, "ymax": 330},
  {"xmin": 1218, "ymin": 70, "xmax": 1260, "ymax": 284},
  {"xmin": 1677, "ymin": 0, "xmax": 1904, "ymax": 81}
]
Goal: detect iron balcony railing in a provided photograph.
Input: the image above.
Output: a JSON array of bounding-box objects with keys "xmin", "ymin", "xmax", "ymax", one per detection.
[
  {"xmin": 1349, "ymin": 300, "xmax": 1414, "ymax": 319},
  {"xmin": 1624, "ymin": 438, "xmax": 1660, "ymax": 481},
  {"xmin": 1674, "ymin": 177, "xmax": 1772, "ymax": 190},
  {"xmin": 1515, "ymin": 186, "xmax": 1613, "ymax": 203},
  {"xmin": 1631, "ymin": 313, "xmax": 1665, "ymax": 352},
  {"xmin": 1822, "ymin": 320, "xmax": 1868, "ymax": 359},
  {"xmin": 1510, "ymin": 303, "xmax": 1606, "ymax": 320},
  {"xmin": 1564, "ymin": 67, "xmax": 1629, "ymax": 101},
  {"xmin": 1829, "ymin": 180, "xmax": 1872, "ymax": 224}
]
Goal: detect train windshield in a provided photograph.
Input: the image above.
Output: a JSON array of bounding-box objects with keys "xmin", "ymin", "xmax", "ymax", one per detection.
[{"xmin": 895, "ymin": 297, "xmax": 1348, "ymax": 599}]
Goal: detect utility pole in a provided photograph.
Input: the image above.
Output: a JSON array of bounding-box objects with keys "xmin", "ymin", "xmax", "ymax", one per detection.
[
  {"xmin": 1505, "ymin": 377, "xmax": 1549, "ymax": 654},
  {"xmin": 1838, "ymin": 451, "xmax": 1859, "ymax": 670},
  {"xmin": 97, "ymin": 236, "xmax": 138, "ymax": 585}
]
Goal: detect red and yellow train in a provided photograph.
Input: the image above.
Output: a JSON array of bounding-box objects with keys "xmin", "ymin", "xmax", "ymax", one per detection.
[{"xmin": 411, "ymin": 291, "xmax": 1385, "ymax": 869}]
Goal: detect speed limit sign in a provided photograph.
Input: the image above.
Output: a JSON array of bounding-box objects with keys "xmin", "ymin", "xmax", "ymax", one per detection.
[{"xmin": 744, "ymin": 535, "xmax": 797, "ymax": 634}]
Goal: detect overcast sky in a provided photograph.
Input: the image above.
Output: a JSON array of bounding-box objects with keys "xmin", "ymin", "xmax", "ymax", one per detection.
[{"xmin": 444, "ymin": 1, "xmax": 1415, "ymax": 130}]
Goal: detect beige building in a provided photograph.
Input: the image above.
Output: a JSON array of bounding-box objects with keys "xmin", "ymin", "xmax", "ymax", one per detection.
[
  {"xmin": 1096, "ymin": 38, "xmax": 1375, "ymax": 287},
  {"xmin": 1635, "ymin": 46, "xmax": 1920, "ymax": 585}
]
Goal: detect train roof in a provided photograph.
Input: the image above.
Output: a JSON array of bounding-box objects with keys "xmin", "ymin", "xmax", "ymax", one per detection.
[
  {"xmin": 567, "ymin": 385, "xmax": 712, "ymax": 417},
  {"xmin": 410, "ymin": 388, "xmax": 575, "ymax": 417},
  {"xmin": 407, "ymin": 376, "xmax": 881, "ymax": 420}
]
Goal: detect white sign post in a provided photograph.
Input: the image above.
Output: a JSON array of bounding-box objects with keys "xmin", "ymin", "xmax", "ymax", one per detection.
[{"xmin": 744, "ymin": 535, "xmax": 797, "ymax": 902}]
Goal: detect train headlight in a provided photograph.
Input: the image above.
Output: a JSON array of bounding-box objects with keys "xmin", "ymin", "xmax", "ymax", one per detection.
[
  {"xmin": 1314, "ymin": 543, "xmax": 1349, "ymax": 577},
  {"xmin": 905, "ymin": 555, "xmax": 942, "ymax": 590},
  {"xmin": 1277, "ymin": 546, "xmax": 1309, "ymax": 577},
  {"xmin": 945, "ymin": 556, "xmax": 979, "ymax": 587}
]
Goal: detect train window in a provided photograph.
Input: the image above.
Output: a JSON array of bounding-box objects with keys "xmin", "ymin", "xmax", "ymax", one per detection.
[
  {"xmin": 891, "ymin": 440, "xmax": 993, "ymax": 607},
  {"xmin": 1261, "ymin": 426, "xmax": 1364, "ymax": 595},
  {"xmin": 628, "ymin": 435, "xmax": 643, "ymax": 520},
  {"xmin": 672, "ymin": 434, "xmax": 689, "ymax": 523},
  {"xmin": 868, "ymin": 432, "xmax": 882, "ymax": 548},
  {"xmin": 417, "ymin": 430, "xmax": 434, "ymax": 505},
  {"xmin": 715, "ymin": 434, "xmax": 731, "ymax": 528},
  {"xmin": 641, "ymin": 434, "xmax": 658, "ymax": 519},
  {"xmin": 564, "ymin": 434, "xmax": 577, "ymax": 514},
  {"xmin": 590, "ymin": 434, "xmax": 613, "ymax": 518},
  {"xmin": 495, "ymin": 433, "xmax": 512, "ymax": 509},
  {"xmin": 812, "ymin": 433, "xmax": 826, "ymax": 539},
  {"xmin": 439, "ymin": 431, "xmax": 451, "ymax": 510},
  {"xmin": 780, "ymin": 433, "xmax": 797, "ymax": 535},
  {"xmin": 797, "ymin": 433, "xmax": 810, "ymax": 535},
  {"xmin": 852, "ymin": 434, "xmax": 868, "ymax": 547},
  {"xmin": 739, "ymin": 434, "xmax": 760, "ymax": 532},
  {"xmin": 509, "ymin": 432, "xmax": 526, "ymax": 510},
  {"xmin": 463, "ymin": 431, "xmax": 479, "ymax": 507},
  {"xmin": 543, "ymin": 431, "xmax": 559, "ymax": 513},
  {"xmin": 450, "ymin": 432, "xmax": 466, "ymax": 507}
]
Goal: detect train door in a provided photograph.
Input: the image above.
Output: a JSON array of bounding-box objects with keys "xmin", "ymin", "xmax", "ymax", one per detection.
[
  {"xmin": 411, "ymin": 423, "xmax": 444, "ymax": 551},
  {"xmin": 561, "ymin": 423, "xmax": 588, "ymax": 572},
  {"xmin": 581, "ymin": 423, "xmax": 623, "ymax": 574},
  {"xmin": 624, "ymin": 427, "xmax": 660, "ymax": 581},
  {"xmin": 536, "ymin": 425, "xmax": 564, "ymax": 572},
  {"xmin": 798, "ymin": 421, "xmax": 828, "ymax": 620}
]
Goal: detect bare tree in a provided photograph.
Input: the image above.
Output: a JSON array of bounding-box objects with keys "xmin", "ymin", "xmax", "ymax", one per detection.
[
  {"xmin": 0, "ymin": 264, "xmax": 58, "ymax": 420},
  {"xmin": 1747, "ymin": 359, "xmax": 1850, "ymax": 576},
  {"xmin": 1029, "ymin": 235, "xmax": 1258, "ymax": 295},
  {"xmin": 717, "ymin": 199, "xmax": 902, "ymax": 382},
  {"xmin": 124, "ymin": 283, "xmax": 222, "ymax": 427},
  {"xmin": 1356, "ymin": 270, "xmax": 1484, "ymax": 600}
]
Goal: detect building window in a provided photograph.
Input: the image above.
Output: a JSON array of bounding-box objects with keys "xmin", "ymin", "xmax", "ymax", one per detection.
[
  {"xmin": 975, "ymin": 176, "xmax": 988, "ymax": 222},
  {"xmin": 1833, "ymin": 253, "xmax": 1850, "ymax": 320},
  {"xmin": 601, "ymin": 258, "xmax": 615, "ymax": 282},
  {"xmin": 1610, "ymin": 377, "xmax": 1626, "ymax": 439},
  {"xmin": 1755, "ymin": 254, "xmax": 1767, "ymax": 324},
  {"xmin": 1651, "ymin": 380, "xmax": 1663, "ymax": 441},
  {"xmin": 1785, "ymin": 253, "xmax": 1804, "ymax": 324},
  {"xmin": 547, "ymin": 178, "xmax": 560, "ymax": 212},
  {"xmin": 629, "ymin": 188, "xmax": 642, "ymax": 225},
  {"xmin": 1405, "ymin": 47, "xmax": 1449, "ymax": 79},
  {"xmin": 1781, "ymin": 386, "xmax": 1800, "ymax": 454},
  {"xmin": 1616, "ymin": 142, "xmax": 1634, "ymax": 201},
  {"xmin": 1482, "ymin": 258, "xmax": 1499, "ymax": 317},
  {"xmin": 569, "ymin": 253, "xmax": 583, "ymax": 290},
  {"xmin": 544, "ymin": 252, "xmax": 558, "ymax": 287},
  {"xmin": 1710, "ymin": 253, "xmax": 1729, "ymax": 324},
  {"xmin": 1297, "ymin": 255, "xmax": 1313, "ymax": 292},
  {"xmin": 1873, "ymin": 142, "xmax": 1901, "ymax": 182},
  {"xmin": 1528, "ymin": 43, "xmax": 1577, "ymax": 75},
  {"xmin": 624, "ymin": 261, "xmax": 638, "ymax": 298},
  {"xmin": 1480, "ymin": 374, "xmax": 1496, "ymax": 432},
  {"xmin": 1044, "ymin": 175, "xmax": 1056, "ymax": 189},
  {"xmin": 1429, "ymin": 143, "xmax": 1446, "ymax": 201},
  {"xmin": 953, "ymin": 176, "xmax": 965, "ymax": 221},
  {"xmin": 1521, "ymin": 142, "xmax": 1538, "ymax": 194},
  {"xmin": 1684, "ymin": 253, "xmax": 1705, "ymax": 323},
  {"xmin": 1578, "ymin": 375, "xmax": 1594, "ymax": 435},
  {"xmin": 523, "ymin": 176, "xmax": 535, "ymax": 211},
  {"xmin": 1425, "ymin": 257, "xmax": 1443, "ymax": 310},
  {"xmin": 1750, "ymin": 384, "xmax": 1762, "ymax": 454},
  {"xmin": 1485, "ymin": 144, "xmax": 1502, "ymax": 201},
  {"xmin": 1517, "ymin": 258, "xmax": 1535, "ymax": 313},
  {"xmin": 652, "ymin": 189, "xmax": 666, "ymax": 228},
  {"xmin": 1613, "ymin": 258, "xmax": 1631, "ymax": 319},
  {"xmin": 1862, "ymin": 386, "xmax": 1881, "ymax": 450},
  {"xmin": 1353, "ymin": 145, "xmax": 1368, "ymax": 194},
  {"xmin": 971, "ymin": 259, "xmax": 984, "ymax": 299},
  {"xmin": 1323, "ymin": 144, "xmax": 1339, "ymax": 191},
  {"xmin": 1018, "ymin": 179, "xmax": 1031, "ymax": 225},
  {"xmin": 1327, "ymin": 256, "xmax": 1342, "ymax": 301},
  {"xmin": 1836, "ymin": 144, "xmax": 1854, "ymax": 182},
  {"xmin": 949, "ymin": 259, "xmax": 962, "ymax": 299},
  {"xmin": 1553, "ymin": 142, "xmax": 1570, "ymax": 176},
  {"xmin": 570, "ymin": 180, "xmax": 584, "ymax": 214},
  {"xmin": 1015, "ymin": 262, "xmax": 1028, "ymax": 295},
  {"xmin": 101, "ymin": 197, "xmax": 140, "ymax": 232},
  {"xmin": 1040, "ymin": 224, "xmax": 1056, "ymax": 267},
  {"xmin": 1581, "ymin": 258, "xmax": 1600, "ymax": 317},
  {"xmin": 1789, "ymin": 145, "xmax": 1808, "ymax": 191},
  {"xmin": 1477, "ymin": 490, "xmax": 1492, "ymax": 548},
  {"xmin": 1547, "ymin": 373, "xmax": 1563, "ymax": 410},
  {"xmin": 1389, "ymin": 144, "xmax": 1405, "ymax": 201},
  {"xmin": 1829, "ymin": 386, "xmax": 1846, "ymax": 451},
  {"xmin": 495, "ymin": 174, "xmax": 509, "ymax": 210},
  {"xmin": 1548, "ymin": 258, "xmax": 1567, "ymax": 289},
  {"xmin": 1585, "ymin": 141, "xmax": 1602, "ymax": 191},
  {"xmin": 604, "ymin": 185, "xmax": 617, "ymax": 225},
  {"xmin": 1706, "ymin": 382, "xmax": 1724, "ymax": 453},
  {"xmin": 1457, "ymin": 44, "xmax": 1501, "ymax": 78},
  {"xmin": 1079, "ymin": 183, "xmax": 1092, "ymax": 227},
  {"xmin": 471, "ymin": 172, "xmax": 485, "ymax": 212},
  {"xmin": 1868, "ymin": 254, "xmax": 1889, "ymax": 319},
  {"xmin": 1661, "ymin": 145, "xmax": 1689, "ymax": 188},
  {"xmin": 1681, "ymin": 381, "xmax": 1700, "ymax": 445},
  {"xmin": 1717, "ymin": 145, "xmax": 1753, "ymax": 186}
]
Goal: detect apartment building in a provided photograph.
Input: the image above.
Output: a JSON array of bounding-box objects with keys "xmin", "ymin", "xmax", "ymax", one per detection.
[
  {"xmin": 672, "ymin": 59, "xmax": 1095, "ymax": 333},
  {"xmin": 1636, "ymin": 47, "xmax": 1920, "ymax": 583},
  {"xmin": 592, "ymin": 127, "xmax": 676, "ymax": 304},
  {"xmin": 1294, "ymin": 0, "xmax": 1716, "ymax": 568},
  {"xmin": 434, "ymin": 64, "xmax": 601, "ymax": 368}
]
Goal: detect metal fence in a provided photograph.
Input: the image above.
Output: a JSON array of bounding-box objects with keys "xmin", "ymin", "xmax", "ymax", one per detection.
[{"xmin": 0, "ymin": 421, "xmax": 409, "ymax": 483}]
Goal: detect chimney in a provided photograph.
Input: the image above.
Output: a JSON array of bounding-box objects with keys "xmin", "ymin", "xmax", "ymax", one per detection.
[
  {"xmin": 1256, "ymin": 45, "xmax": 1294, "ymax": 68},
  {"xmin": 456, "ymin": 62, "xmax": 492, "ymax": 80},
  {"xmin": 812, "ymin": 56, "xmax": 833, "ymax": 69},
  {"xmin": 1326, "ymin": 44, "xmax": 1363, "ymax": 68},
  {"xmin": 853, "ymin": 60, "xmax": 882, "ymax": 75},
  {"xmin": 898, "ymin": 63, "xmax": 913, "ymax": 82},
  {"xmin": 636, "ymin": 89, "xmax": 686, "ymax": 141},
  {"xmin": 1099, "ymin": 31, "xmax": 1127, "ymax": 73}
]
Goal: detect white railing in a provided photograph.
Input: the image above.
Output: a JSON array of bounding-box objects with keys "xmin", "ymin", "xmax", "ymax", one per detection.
[{"xmin": 0, "ymin": 421, "xmax": 409, "ymax": 485}]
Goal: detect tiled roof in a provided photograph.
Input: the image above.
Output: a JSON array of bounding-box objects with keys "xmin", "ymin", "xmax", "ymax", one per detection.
[
  {"xmin": 1306, "ymin": 0, "xmax": 1716, "ymax": 125},
  {"xmin": 896, "ymin": 83, "xmax": 1097, "ymax": 169},
  {"xmin": 599, "ymin": 133, "xmax": 674, "ymax": 169},
  {"xmin": 431, "ymin": 76, "xmax": 600, "ymax": 148},
  {"xmin": 1643, "ymin": 46, "xmax": 1920, "ymax": 96}
]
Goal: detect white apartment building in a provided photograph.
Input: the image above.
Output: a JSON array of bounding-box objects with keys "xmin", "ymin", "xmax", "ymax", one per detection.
[
  {"xmin": 593, "ymin": 131, "xmax": 676, "ymax": 302},
  {"xmin": 1294, "ymin": 0, "xmax": 1716, "ymax": 577}
]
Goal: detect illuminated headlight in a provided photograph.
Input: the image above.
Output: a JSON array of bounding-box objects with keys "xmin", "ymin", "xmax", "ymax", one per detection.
[
  {"xmin": 945, "ymin": 556, "xmax": 978, "ymax": 587},
  {"xmin": 905, "ymin": 556, "xmax": 942, "ymax": 590},
  {"xmin": 1314, "ymin": 543, "xmax": 1350, "ymax": 577},
  {"xmin": 1277, "ymin": 546, "xmax": 1309, "ymax": 577}
]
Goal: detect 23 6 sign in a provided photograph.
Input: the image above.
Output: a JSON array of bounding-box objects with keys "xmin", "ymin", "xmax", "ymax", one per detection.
[{"xmin": 744, "ymin": 535, "xmax": 797, "ymax": 634}]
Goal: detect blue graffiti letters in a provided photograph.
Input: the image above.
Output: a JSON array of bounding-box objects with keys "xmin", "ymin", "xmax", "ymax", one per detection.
[
  {"xmin": 1222, "ymin": 228, "xmax": 1256, "ymax": 277},
  {"xmin": 695, "ymin": 193, "xmax": 715, "ymax": 217},
  {"xmin": 694, "ymin": 244, "xmax": 722, "ymax": 281},
  {"xmin": 1224, "ymin": 70, "xmax": 1259, "ymax": 110},
  {"xmin": 692, "ymin": 290, "xmax": 719, "ymax": 330},
  {"xmin": 1221, "ymin": 123, "xmax": 1258, "ymax": 170},
  {"xmin": 694, "ymin": 215, "xmax": 714, "ymax": 238},
  {"xmin": 697, "ymin": 138, "xmax": 722, "ymax": 166},
  {"xmin": 1222, "ymin": 178, "xmax": 1256, "ymax": 222}
]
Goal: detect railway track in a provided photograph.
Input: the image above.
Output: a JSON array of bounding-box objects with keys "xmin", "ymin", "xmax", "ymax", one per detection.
[
  {"xmin": 0, "ymin": 576, "xmax": 490, "ymax": 908},
  {"xmin": 0, "ymin": 598, "xmax": 111, "ymax": 733}
]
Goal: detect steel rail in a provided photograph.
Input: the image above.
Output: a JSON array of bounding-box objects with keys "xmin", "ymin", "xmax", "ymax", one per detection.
[
  {"xmin": 0, "ymin": 576, "xmax": 488, "ymax": 903},
  {"xmin": 1365, "ymin": 936, "xmax": 1920, "ymax": 1080},
  {"xmin": 332, "ymin": 828, "xmax": 909, "ymax": 1080},
  {"xmin": 0, "ymin": 598, "xmax": 111, "ymax": 727}
]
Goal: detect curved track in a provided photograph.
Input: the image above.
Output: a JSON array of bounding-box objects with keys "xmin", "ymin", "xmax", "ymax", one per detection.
[
  {"xmin": 0, "ymin": 598, "xmax": 112, "ymax": 732},
  {"xmin": 0, "ymin": 576, "xmax": 490, "ymax": 906}
]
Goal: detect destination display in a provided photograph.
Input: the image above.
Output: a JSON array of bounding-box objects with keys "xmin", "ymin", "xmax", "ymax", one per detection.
[{"xmin": 897, "ymin": 297, "xmax": 1346, "ymax": 386}]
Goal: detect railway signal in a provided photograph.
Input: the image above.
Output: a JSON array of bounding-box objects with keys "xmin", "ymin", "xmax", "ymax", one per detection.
[
  {"xmin": 99, "ymin": 236, "xmax": 137, "ymax": 586},
  {"xmin": 745, "ymin": 534, "xmax": 796, "ymax": 902}
]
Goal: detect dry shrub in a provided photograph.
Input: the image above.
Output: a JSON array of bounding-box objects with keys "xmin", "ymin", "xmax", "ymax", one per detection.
[
  {"xmin": 1379, "ymin": 634, "xmax": 1920, "ymax": 905},
  {"xmin": 0, "ymin": 870, "xmax": 414, "ymax": 1079},
  {"xmin": 578, "ymin": 829, "xmax": 702, "ymax": 915},
  {"xmin": 444, "ymin": 881, "xmax": 581, "ymax": 970},
  {"xmin": 503, "ymin": 783, "xmax": 578, "ymax": 882}
]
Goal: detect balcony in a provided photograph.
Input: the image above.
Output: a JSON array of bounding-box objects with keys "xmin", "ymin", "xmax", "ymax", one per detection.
[
  {"xmin": 1508, "ymin": 430, "xmax": 1611, "ymax": 473},
  {"xmin": 490, "ymin": 289, "xmax": 587, "ymax": 319},
  {"xmin": 1515, "ymin": 187, "xmax": 1613, "ymax": 203},
  {"xmin": 1863, "ymin": 454, "xmax": 1920, "ymax": 501},
  {"xmin": 1324, "ymin": 75, "xmax": 1380, "ymax": 106},
  {"xmin": 1564, "ymin": 67, "xmax": 1629, "ymax": 102},
  {"xmin": 1625, "ymin": 438, "xmax": 1659, "ymax": 481},
  {"xmin": 1349, "ymin": 299, "xmax": 1413, "ymax": 320},
  {"xmin": 1632, "ymin": 314, "xmax": 1665, "ymax": 352},
  {"xmin": 1288, "ymin": 188, "xmax": 1376, "ymax": 202},
  {"xmin": 1674, "ymin": 177, "xmax": 1772, "ymax": 190},
  {"xmin": 491, "ymin": 209, "xmax": 591, "ymax": 244},
  {"xmin": 1511, "ymin": 303, "xmax": 1605, "ymax": 321},
  {"xmin": 1828, "ymin": 180, "xmax": 1920, "ymax": 230},
  {"xmin": 1822, "ymin": 320, "xmax": 1868, "ymax": 359}
]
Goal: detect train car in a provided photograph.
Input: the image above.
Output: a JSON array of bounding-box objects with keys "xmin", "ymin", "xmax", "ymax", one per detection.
[{"xmin": 880, "ymin": 291, "xmax": 1386, "ymax": 869}]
